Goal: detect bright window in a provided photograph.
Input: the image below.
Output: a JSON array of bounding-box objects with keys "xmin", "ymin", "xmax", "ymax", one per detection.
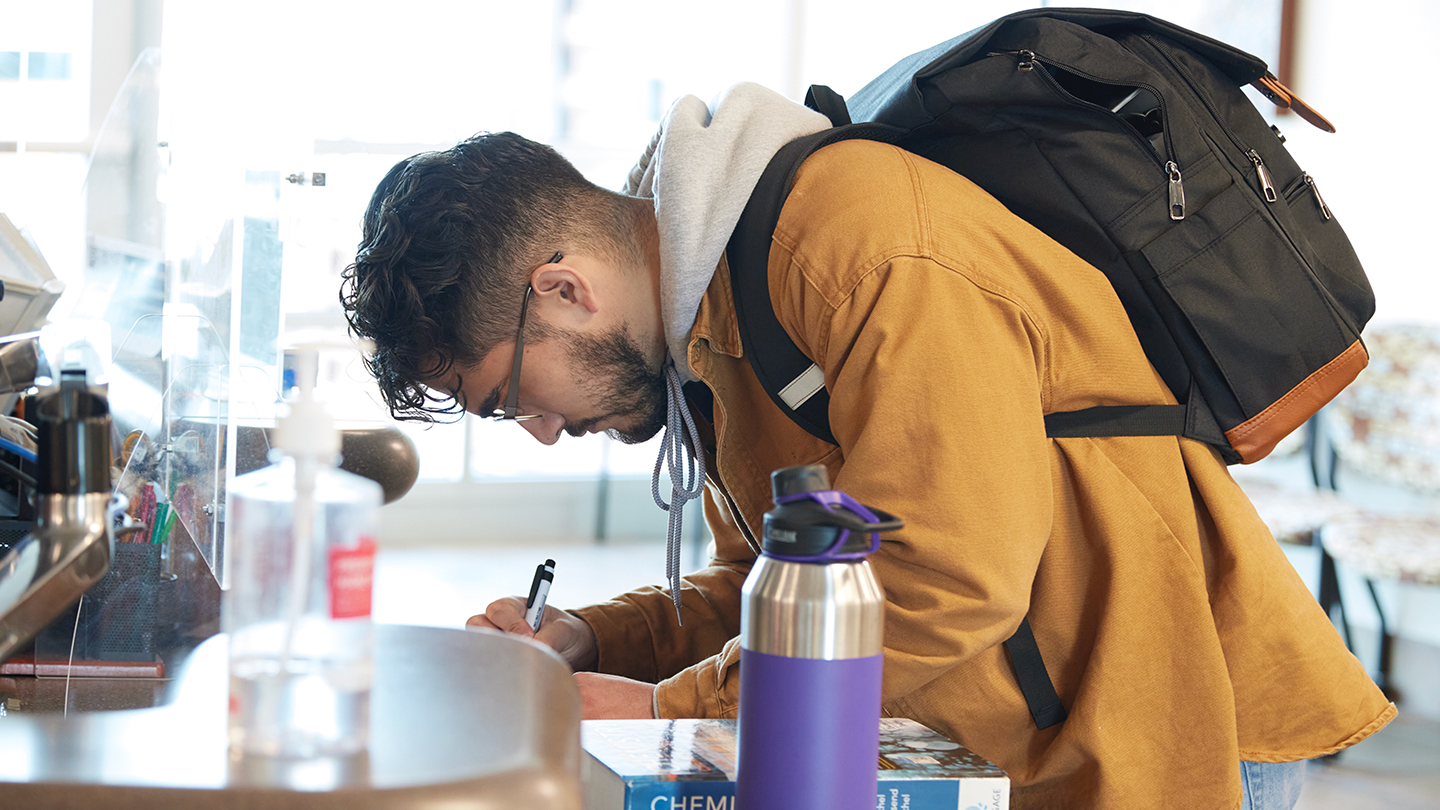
[{"xmin": 0, "ymin": 0, "xmax": 92, "ymax": 143}]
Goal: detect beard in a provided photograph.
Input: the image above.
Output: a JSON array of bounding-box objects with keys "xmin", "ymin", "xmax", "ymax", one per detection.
[{"xmin": 560, "ymin": 325, "xmax": 668, "ymax": 444}]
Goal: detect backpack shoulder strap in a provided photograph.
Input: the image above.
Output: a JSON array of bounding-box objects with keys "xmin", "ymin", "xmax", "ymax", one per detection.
[{"xmin": 726, "ymin": 113, "xmax": 903, "ymax": 447}]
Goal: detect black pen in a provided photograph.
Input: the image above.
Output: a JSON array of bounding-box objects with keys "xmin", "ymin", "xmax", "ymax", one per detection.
[{"xmin": 524, "ymin": 559, "xmax": 555, "ymax": 633}]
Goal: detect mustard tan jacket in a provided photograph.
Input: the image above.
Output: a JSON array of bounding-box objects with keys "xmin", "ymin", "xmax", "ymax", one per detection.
[{"xmin": 573, "ymin": 140, "xmax": 1394, "ymax": 809}]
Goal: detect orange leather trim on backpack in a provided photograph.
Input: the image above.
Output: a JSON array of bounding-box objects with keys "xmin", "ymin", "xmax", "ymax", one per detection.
[
  {"xmin": 1226, "ymin": 340, "xmax": 1368, "ymax": 463},
  {"xmin": 1252, "ymin": 72, "xmax": 1337, "ymax": 133}
]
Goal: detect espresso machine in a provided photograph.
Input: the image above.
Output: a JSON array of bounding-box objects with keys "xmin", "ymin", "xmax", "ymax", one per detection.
[{"xmin": 0, "ymin": 329, "xmax": 126, "ymax": 665}]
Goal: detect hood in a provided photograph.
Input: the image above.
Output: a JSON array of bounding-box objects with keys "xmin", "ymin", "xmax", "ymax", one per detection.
[{"xmin": 624, "ymin": 82, "xmax": 830, "ymax": 381}]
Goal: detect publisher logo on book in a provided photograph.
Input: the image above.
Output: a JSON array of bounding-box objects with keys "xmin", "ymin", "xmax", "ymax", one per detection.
[{"xmin": 965, "ymin": 789, "xmax": 1005, "ymax": 810}]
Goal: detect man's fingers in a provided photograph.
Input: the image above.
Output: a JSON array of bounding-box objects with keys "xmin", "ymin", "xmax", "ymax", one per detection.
[
  {"xmin": 464, "ymin": 613, "xmax": 501, "ymax": 630},
  {"xmin": 466, "ymin": 599, "xmax": 599, "ymax": 672},
  {"xmin": 470, "ymin": 596, "xmax": 535, "ymax": 636}
]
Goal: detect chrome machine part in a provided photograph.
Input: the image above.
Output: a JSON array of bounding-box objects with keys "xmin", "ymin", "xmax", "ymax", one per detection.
[
  {"xmin": 0, "ymin": 365, "xmax": 118, "ymax": 665},
  {"xmin": 0, "ymin": 332, "xmax": 44, "ymax": 395},
  {"xmin": 0, "ymin": 492, "xmax": 117, "ymax": 662}
]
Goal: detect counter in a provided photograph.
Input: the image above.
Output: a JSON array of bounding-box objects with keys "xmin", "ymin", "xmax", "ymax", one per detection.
[{"xmin": 0, "ymin": 624, "xmax": 583, "ymax": 808}]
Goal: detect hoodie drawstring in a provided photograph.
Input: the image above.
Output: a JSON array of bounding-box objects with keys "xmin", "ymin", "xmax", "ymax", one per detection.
[{"xmin": 651, "ymin": 358, "xmax": 706, "ymax": 625}]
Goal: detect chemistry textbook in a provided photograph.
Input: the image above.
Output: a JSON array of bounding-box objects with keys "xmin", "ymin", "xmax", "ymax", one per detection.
[{"xmin": 582, "ymin": 717, "xmax": 1010, "ymax": 810}]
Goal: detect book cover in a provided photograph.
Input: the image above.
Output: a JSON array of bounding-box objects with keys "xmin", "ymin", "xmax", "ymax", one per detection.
[{"xmin": 582, "ymin": 717, "xmax": 1009, "ymax": 810}]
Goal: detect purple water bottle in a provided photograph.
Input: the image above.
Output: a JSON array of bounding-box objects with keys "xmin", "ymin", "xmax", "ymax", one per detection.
[{"xmin": 736, "ymin": 465, "xmax": 903, "ymax": 810}]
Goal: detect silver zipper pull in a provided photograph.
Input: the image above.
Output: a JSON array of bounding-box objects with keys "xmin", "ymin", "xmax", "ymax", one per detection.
[
  {"xmin": 1304, "ymin": 173, "xmax": 1332, "ymax": 221},
  {"xmin": 1247, "ymin": 149, "xmax": 1278, "ymax": 202},
  {"xmin": 1166, "ymin": 161, "xmax": 1185, "ymax": 220},
  {"xmin": 1017, "ymin": 50, "xmax": 1036, "ymax": 71}
]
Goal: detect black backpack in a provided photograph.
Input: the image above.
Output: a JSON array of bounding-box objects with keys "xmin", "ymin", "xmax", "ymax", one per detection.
[
  {"xmin": 724, "ymin": 8, "xmax": 1375, "ymax": 730},
  {"xmin": 728, "ymin": 7, "xmax": 1373, "ymax": 467}
]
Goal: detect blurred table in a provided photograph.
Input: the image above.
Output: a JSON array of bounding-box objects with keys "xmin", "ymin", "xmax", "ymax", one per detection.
[{"xmin": 0, "ymin": 624, "xmax": 583, "ymax": 809}]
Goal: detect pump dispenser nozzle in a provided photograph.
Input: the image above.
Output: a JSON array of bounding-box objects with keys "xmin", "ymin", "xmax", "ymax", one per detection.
[{"xmin": 273, "ymin": 346, "xmax": 338, "ymax": 460}]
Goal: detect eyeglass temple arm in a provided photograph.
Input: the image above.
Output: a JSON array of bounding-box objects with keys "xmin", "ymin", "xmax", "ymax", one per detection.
[{"xmin": 503, "ymin": 285, "xmax": 534, "ymax": 419}]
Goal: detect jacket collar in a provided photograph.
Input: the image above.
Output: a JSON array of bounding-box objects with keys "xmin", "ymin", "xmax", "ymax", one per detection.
[{"xmin": 686, "ymin": 256, "xmax": 745, "ymax": 371}]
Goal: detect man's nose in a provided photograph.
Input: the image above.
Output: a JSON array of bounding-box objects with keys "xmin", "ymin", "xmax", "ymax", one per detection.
[{"xmin": 521, "ymin": 414, "xmax": 563, "ymax": 446}]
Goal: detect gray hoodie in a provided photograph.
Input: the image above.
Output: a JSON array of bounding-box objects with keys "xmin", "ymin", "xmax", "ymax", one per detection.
[
  {"xmin": 626, "ymin": 82, "xmax": 830, "ymax": 380},
  {"xmin": 624, "ymin": 82, "xmax": 829, "ymax": 622}
]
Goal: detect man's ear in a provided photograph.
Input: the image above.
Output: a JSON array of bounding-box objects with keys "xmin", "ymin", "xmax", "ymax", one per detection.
[{"xmin": 530, "ymin": 257, "xmax": 600, "ymax": 325}]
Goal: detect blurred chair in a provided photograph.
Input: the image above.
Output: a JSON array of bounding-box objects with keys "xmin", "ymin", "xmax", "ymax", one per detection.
[
  {"xmin": 1320, "ymin": 324, "xmax": 1440, "ymax": 700},
  {"xmin": 1235, "ymin": 440, "xmax": 1356, "ymax": 547}
]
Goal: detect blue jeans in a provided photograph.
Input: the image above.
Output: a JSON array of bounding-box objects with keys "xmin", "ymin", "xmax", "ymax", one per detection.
[{"xmin": 1239, "ymin": 759, "xmax": 1307, "ymax": 810}]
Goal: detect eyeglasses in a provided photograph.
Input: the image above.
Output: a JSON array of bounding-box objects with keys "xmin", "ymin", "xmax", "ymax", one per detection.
[{"xmin": 489, "ymin": 252, "xmax": 563, "ymax": 421}]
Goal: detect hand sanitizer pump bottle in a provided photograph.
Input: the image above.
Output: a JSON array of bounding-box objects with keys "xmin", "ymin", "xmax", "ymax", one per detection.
[
  {"xmin": 225, "ymin": 348, "xmax": 382, "ymax": 758},
  {"xmin": 736, "ymin": 465, "xmax": 903, "ymax": 810}
]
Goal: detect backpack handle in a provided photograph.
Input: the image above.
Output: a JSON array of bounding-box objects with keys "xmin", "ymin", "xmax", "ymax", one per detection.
[{"xmin": 804, "ymin": 85, "xmax": 852, "ymax": 127}]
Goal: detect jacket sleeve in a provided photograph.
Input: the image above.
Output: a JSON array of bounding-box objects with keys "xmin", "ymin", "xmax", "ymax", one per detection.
[
  {"xmin": 809, "ymin": 254, "xmax": 1055, "ymax": 705},
  {"xmin": 569, "ymin": 485, "xmax": 754, "ymax": 689}
]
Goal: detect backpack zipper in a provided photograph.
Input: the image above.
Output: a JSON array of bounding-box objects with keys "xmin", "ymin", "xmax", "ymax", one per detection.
[
  {"xmin": 995, "ymin": 49, "xmax": 1184, "ymax": 217},
  {"xmin": 1166, "ymin": 161, "xmax": 1186, "ymax": 221},
  {"xmin": 1283, "ymin": 171, "xmax": 1332, "ymax": 218},
  {"xmin": 1304, "ymin": 174, "xmax": 1332, "ymax": 220},
  {"xmin": 1136, "ymin": 34, "xmax": 1281, "ymax": 206},
  {"xmin": 1247, "ymin": 149, "xmax": 1277, "ymax": 202}
]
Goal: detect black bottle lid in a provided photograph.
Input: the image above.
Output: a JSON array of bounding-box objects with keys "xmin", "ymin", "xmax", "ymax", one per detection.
[
  {"xmin": 770, "ymin": 464, "xmax": 830, "ymax": 499},
  {"xmin": 765, "ymin": 465, "xmax": 858, "ymax": 557}
]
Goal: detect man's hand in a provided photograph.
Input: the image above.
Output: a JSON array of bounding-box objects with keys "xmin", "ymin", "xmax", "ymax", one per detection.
[
  {"xmin": 466, "ymin": 596, "xmax": 599, "ymax": 671},
  {"xmin": 574, "ymin": 672, "xmax": 657, "ymax": 720}
]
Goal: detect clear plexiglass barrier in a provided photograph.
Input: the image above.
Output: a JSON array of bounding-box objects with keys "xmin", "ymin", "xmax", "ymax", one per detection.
[{"xmin": 6, "ymin": 46, "xmax": 400, "ymax": 706}]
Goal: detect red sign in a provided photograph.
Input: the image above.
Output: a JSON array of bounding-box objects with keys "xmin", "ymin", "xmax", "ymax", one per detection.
[{"xmin": 328, "ymin": 536, "xmax": 377, "ymax": 619}]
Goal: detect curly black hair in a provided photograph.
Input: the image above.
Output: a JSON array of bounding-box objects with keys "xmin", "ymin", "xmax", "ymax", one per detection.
[{"xmin": 340, "ymin": 132, "xmax": 629, "ymax": 422}]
